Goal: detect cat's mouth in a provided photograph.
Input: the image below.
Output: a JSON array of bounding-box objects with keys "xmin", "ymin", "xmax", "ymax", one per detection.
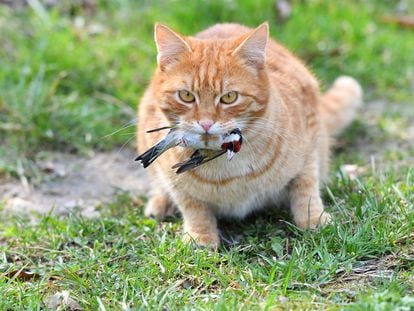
[{"xmin": 180, "ymin": 128, "xmax": 238, "ymax": 150}]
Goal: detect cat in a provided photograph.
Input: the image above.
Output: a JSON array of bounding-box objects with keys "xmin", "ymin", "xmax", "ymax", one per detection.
[{"xmin": 137, "ymin": 22, "xmax": 362, "ymax": 247}]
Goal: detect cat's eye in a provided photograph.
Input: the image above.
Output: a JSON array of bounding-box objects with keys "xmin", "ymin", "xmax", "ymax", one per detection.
[
  {"xmin": 178, "ymin": 90, "xmax": 195, "ymax": 103},
  {"xmin": 220, "ymin": 91, "xmax": 238, "ymax": 105}
]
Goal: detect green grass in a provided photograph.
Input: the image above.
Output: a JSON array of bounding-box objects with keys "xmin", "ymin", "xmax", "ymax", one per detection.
[
  {"xmin": 1, "ymin": 0, "xmax": 414, "ymax": 309},
  {"xmin": 1, "ymin": 174, "xmax": 413, "ymax": 309}
]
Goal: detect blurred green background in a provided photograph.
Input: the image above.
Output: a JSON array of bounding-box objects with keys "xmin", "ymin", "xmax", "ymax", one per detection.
[{"xmin": 1, "ymin": 0, "xmax": 413, "ymax": 176}]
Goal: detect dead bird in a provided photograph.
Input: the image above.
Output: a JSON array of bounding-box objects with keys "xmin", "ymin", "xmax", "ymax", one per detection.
[
  {"xmin": 172, "ymin": 128, "xmax": 243, "ymax": 174},
  {"xmin": 135, "ymin": 127, "xmax": 242, "ymax": 172}
]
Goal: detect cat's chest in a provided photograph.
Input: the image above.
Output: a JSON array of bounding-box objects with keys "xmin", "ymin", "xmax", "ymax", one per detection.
[{"xmin": 179, "ymin": 141, "xmax": 304, "ymax": 206}]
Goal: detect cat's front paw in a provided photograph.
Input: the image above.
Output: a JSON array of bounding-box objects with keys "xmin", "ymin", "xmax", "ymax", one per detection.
[
  {"xmin": 295, "ymin": 211, "xmax": 332, "ymax": 229},
  {"xmin": 183, "ymin": 230, "xmax": 220, "ymax": 248},
  {"xmin": 144, "ymin": 193, "xmax": 177, "ymax": 220}
]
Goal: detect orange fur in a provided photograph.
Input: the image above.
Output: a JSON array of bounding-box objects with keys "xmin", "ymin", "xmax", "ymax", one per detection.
[{"xmin": 137, "ymin": 23, "xmax": 362, "ymax": 247}]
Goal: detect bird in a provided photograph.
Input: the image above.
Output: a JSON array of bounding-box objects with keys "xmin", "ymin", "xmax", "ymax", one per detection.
[
  {"xmin": 172, "ymin": 128, "xmax": 243, "ymax": 174},
  {"xmin": 135, "ymin": 127, "xmax": 243, "ymax": 173}
]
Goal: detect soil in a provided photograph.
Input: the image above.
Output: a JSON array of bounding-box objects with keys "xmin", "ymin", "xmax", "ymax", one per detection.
[{"xmin": 0, "ymin": 148, "xmax": 149, "ymax": 217}]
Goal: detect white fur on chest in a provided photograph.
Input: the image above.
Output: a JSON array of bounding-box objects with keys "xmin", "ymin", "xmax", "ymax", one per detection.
[{"xmin": 176, "ymin": 140, "xmax": 305, "ymax": 219}]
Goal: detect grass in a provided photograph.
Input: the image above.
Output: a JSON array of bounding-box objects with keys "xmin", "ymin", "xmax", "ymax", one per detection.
[
  {"xmin": 1, "ymin": 0, "xmax": 414, "ymax": 309},
  {"xmin": 1, "ymin": 176, "xmax": 413, "ymax": 309}
]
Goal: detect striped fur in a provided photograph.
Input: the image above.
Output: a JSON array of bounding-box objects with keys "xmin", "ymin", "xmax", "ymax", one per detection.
[{"xmin": 137, "ymin": 23, "xmax": 363, "ymax": 247}]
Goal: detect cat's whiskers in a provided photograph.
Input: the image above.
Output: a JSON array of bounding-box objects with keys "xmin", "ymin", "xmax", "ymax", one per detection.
[
  {"xmin": 116, "ymin": 131, "xmax": 138, "ymax": 136},
  {"xmin": 236, "ymin": 118, "xmax": 304, "ymax": 142},
  {"xmin": 244, "ymin": 126, "xmax": 298, "ymax": 148},
  {"xmin": 116, "ymin": 134, "xmax": 136, "ymax": 155},
  {"xmin": 103, "ymin": 119, "xmax": 137, "ymax": 138},
  {"xmin": 236, "ymin": 121, "xmax": 283, "ymax": 140},
  {"xmin": 235, "ymin": 123, "xmax": 304, "ymax": 157}
]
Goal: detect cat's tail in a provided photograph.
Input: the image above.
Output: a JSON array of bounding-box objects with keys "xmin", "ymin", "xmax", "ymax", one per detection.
[{"xmin": 320, "ymin": 76, "xmax": 363, "ymax": 135}]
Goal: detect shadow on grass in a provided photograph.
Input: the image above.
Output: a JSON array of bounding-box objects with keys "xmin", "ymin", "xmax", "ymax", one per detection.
[{"xmin": 218, "ymin": 206, "xmax": 294, "ymax": 248}]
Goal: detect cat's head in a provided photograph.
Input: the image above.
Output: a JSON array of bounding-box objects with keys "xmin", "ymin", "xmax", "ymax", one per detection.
[{"xmin": 152, "ymin": 23, "xmax": 270, "ymax": 136}]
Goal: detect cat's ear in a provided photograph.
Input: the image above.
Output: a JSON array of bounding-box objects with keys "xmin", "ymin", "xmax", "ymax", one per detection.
[
  {"xmin": 154, "ymin": 23, "xmax": 192, "ymax": 70},
  {"xmin": 233, "ymin": 22, "xmax": 269, "ymax": 69}
]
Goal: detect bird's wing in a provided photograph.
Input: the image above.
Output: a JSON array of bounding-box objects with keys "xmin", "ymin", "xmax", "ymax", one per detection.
[
  {"xmin": 135, "ymin": 142, "xmax": 165, "ymax": 168},
  {"xmin": 172, "ymin": 149, "xmax": 226, "ymax": 174},
  {"xmin": 135, "ymin": 130, "xmax": 180, "ymax": 168}
]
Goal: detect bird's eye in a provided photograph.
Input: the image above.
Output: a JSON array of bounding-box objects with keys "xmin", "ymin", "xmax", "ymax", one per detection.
[
  {"xmin": 220, "ymin": 91, "xmax": 238, "ymax": 104},
  {"xmin": 178, "ymin": 90, "xmax": 195, "ymax": 103}
]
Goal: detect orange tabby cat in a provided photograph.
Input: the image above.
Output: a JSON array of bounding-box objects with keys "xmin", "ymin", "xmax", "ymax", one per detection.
[{"xmin": 137, "ymin": 23, "xmax": 362, "ymax": 247}]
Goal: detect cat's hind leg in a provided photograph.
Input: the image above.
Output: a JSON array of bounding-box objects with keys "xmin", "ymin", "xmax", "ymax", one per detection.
[{"xmin": 145, "ymin": 190, "xmax": 177, "ymax": 220}]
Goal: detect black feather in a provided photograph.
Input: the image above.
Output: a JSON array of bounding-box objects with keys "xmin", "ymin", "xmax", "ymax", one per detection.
[
  {"xmin": 135, "ymin": 145, "xmax": 162, "ymax": 168},
  {"xmin": 172, "ymin": 150, "xmax": 226, "ymax": 174},
  {"xmin": 146, "ymin": 126, "xmax": 172, "ymax": 133}
]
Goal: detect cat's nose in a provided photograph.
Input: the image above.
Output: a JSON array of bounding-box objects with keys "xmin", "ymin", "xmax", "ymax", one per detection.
[{"xmin": 198, "ymin": 119, "xmax": 214, "ymax": 133}]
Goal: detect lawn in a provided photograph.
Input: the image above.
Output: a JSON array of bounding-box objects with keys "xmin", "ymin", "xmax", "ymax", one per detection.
[{"xmin": 1, "ymin": 0, "xmax": 414, "ymax": 309}]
